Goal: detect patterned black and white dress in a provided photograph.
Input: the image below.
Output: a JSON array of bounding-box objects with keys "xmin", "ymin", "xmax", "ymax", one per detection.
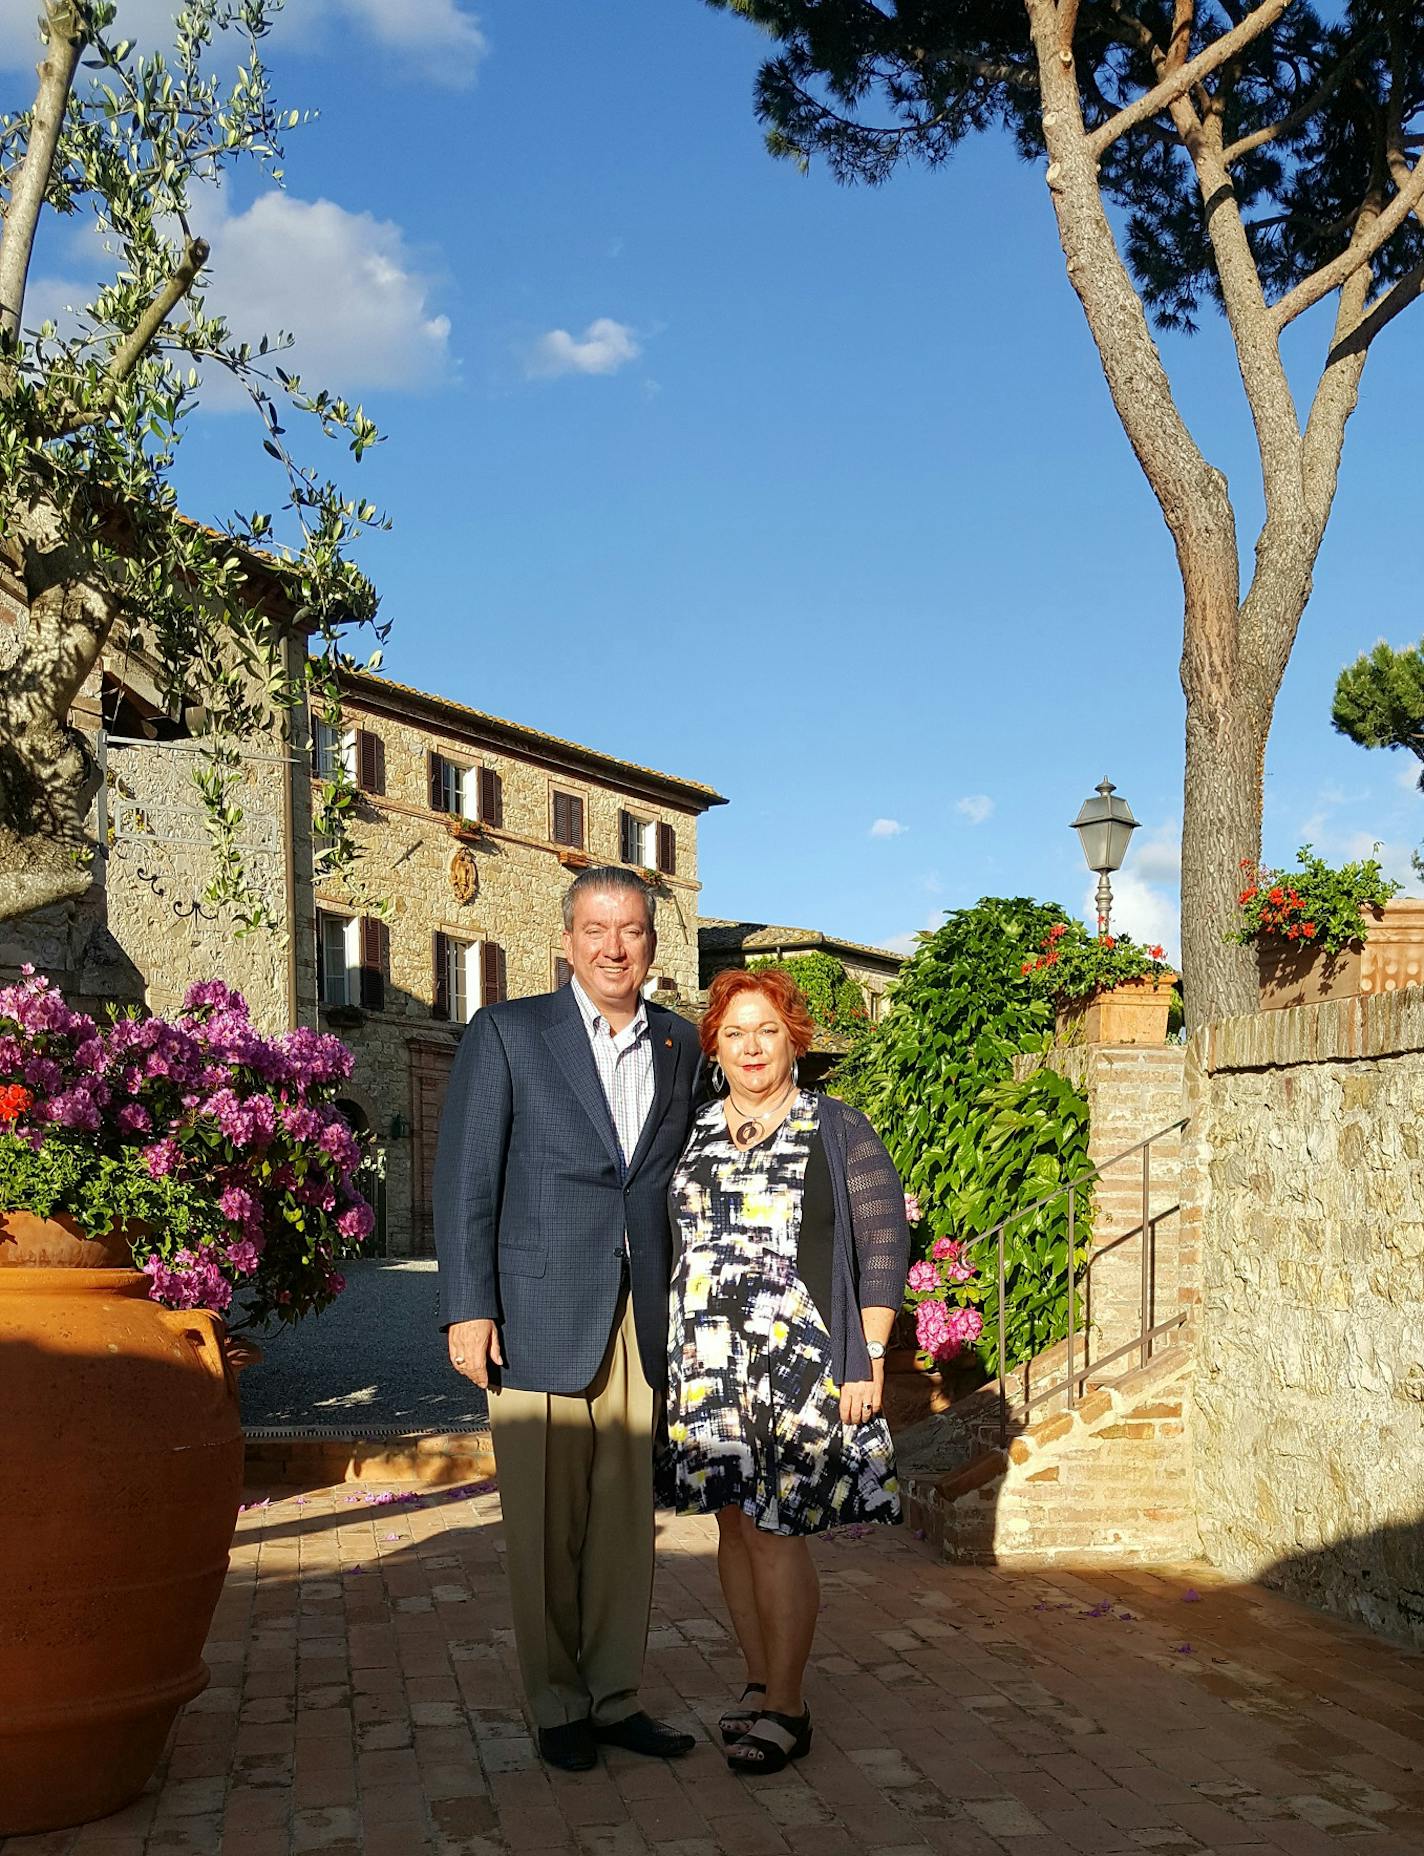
[{"xmin": 660, "ymin": 1091, "xmax": 900, "ymax": 1536}]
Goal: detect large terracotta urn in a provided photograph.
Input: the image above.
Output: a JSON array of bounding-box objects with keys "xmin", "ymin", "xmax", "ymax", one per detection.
[{"xmin": 0, "ymin": 1212, "xmax": 244, "ymax": 1834}]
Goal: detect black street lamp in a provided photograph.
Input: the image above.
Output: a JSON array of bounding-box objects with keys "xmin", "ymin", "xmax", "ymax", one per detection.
[{"xmin": 1071, "ymin": 778, "xmax": 1139, "ymax": 937}]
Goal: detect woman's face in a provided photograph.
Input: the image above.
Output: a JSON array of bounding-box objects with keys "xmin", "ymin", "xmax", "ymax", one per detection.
[{"xmin": 716, "ymin": 989, "xmax": 796, "ymax": 1102}]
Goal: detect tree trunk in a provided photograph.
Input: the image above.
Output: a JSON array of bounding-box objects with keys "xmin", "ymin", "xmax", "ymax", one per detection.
[{"xmin": 1178, "ymin": 558, "xmax": 1275, "ymax": 1029}]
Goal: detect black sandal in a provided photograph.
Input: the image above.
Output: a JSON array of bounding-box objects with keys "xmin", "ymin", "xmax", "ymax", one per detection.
[
  {"xmin": 718, "ymin": 1681, "xmax": 766, "ymax": 1745},
  {"xmin": 727, "ymin": 1706, "xmax": 813, "ymax": 1774}
]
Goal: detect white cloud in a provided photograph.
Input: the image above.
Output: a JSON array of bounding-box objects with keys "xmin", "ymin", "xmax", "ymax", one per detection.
[
  {"xmin": 526, "ymin": 317, "xmax": 641, "ymax": 380},
  {"xmin": 1129, "ymin": 819, "xmax": 1181, "ymax": 885},
  {"xmin": 1397, "ymin": 758, "xmax": 1423, "ymax": 794},
  {"xmin": 869, "ymin": 818, "xmax": 907, "ymax": 839},
  {"xmin": 26, "ymin": 188, "xmax": 452, "ymax": 402},
  {"xmin": 955, "ymin": 794, "xmax": 995, "ymax": 826},
  {"xmin": 202, "ymin": 193, "xmax": 451, "ymax": 396},
  {"xmin": 0, "ymin": 0, "xmax": 489, "ymax": 84}
]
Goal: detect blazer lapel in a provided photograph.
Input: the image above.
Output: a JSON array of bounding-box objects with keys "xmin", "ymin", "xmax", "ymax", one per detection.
[
  {"xmin": 543, "ymin": 995, "xmax": 622, "ymax": 1174},
  {"xmin": 625, "ymin": 1018, "xmax": 681, "ymax": 1184}
]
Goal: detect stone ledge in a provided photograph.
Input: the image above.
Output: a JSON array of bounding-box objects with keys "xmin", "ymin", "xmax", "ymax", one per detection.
[
  {"xmin": 244, "ymin": 1428, "xmax": 496, "ymax": 1489},
  {"xmin": 1195, "ymin": 984, "xmax": 1424, "ymax": 1075}
]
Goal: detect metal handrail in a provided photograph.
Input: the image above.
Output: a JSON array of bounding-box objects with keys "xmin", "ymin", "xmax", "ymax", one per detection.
[{"xmin": 992, "ymin": 1118, "xmax": 1188, "ymax": 1447}]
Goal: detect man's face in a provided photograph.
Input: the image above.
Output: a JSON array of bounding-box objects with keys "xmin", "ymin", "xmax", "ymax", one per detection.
[{"xmin": 563, "ymin": 888, "xmax": 656, "ymax": 1012}]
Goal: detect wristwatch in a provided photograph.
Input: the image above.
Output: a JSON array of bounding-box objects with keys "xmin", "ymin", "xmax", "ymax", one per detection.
[{"xmin": 866, "ymin": 1341, "xmax": 886, "ymax": 1361}]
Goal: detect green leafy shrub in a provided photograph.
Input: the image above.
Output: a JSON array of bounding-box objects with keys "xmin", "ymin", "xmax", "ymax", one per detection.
[
  {"xmin": 748, "ymin": 950, "xmax": 869, "ymax": 1036},
  {"xmin": 832, "ymin": 898, "xmax": 1092, "ymax": 1376},
  {"xmin": 1233, "ymin": 845, "xmax": 1401, "ymax": 957}
]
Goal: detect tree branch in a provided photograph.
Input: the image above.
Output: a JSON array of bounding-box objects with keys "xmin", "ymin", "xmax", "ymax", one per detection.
[
  {"xmin": 1087, "ymin": 0, "xmax": 1296, "ymax": 160},
  {"xmin": 50, "ymin": 238, "xmax": 209, "ymax": 435},
  {"xmin": 1058, "ymin": 0, "xmax": 1082, "ymax": 53},
  {"xmin": 1221, "ymin": 35, "xmax": 1374, "ymax": 166},
  {"xmin": 1271, "ymin": 151, "xmax": 1424, "ymax": 329},
  {"xmin": 0, "ymin": 2, "xmax": 85, "ymax": 344}
]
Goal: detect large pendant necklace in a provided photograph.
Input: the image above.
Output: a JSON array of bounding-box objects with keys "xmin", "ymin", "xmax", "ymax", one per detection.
[{"xmin": 727, "ymin": 1082, "xmax": 796, "ymax": 1148}]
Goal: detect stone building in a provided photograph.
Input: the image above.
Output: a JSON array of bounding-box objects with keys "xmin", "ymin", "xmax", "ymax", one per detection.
[
  {"xmin": 315, "ymin": 670, "xmax": 726, "ymax": 1257},
  {"xmin": 0, "ymin": 554, "xmax": 317, "ymax": 1035},
  {"xmin": 698, "ymin": 918, "xmax": 903, "ymax": 1022}
]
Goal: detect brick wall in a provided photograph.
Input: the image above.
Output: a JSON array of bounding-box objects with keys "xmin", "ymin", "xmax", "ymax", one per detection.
[{"xmin": 1015, "ymin": 1041, "xmax": 1188, "ymax": 1366}]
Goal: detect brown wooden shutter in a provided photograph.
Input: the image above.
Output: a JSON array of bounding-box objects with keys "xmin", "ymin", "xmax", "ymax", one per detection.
[
  {"xmin": 315, "ymin": 917, "xmax": 327, "ymax": 999},
  {"xmin": 432, "ymin": 931, "xmax": 450, "ymax": 1020},
  {"xmin": 356, "ymin": 728, "xmax": 385, "ymax": 796},
  {"xmin": 310, "ymin": 718, "xmax": 322, "ymax": 773},
  {"xmin": 554, "ymin": 956, "xmax": 573, "ymax": 989},
  {"xmin": 569, "ymin": 793, "xmax": 584, "ymax": 849},
  {"xmin": 479, "ymin": 766, "xmax": 503, "ymax": 829},
  {"xmin": 657, "ymin": 821, "xmax": 676, "ymax": 876},
  {"xmin": 428, "ymin": 751, "xmax": 444, "ymax": 812},
  {"xmin": 481, "ymin": 940, "xmax": 507, "ymax": 1006},
  {"xmin": 358, "ymin": 916, "xmax": 388, "ymax": 1011},
  {"xmin": 619, "ymin": 809, "xmax": 636, "ymax": 865}
]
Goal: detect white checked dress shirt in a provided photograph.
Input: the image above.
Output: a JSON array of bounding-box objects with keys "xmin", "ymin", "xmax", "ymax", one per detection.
[{"xmin": 569, "ymin": 976, "xmax": 655, "ymax": 1174}]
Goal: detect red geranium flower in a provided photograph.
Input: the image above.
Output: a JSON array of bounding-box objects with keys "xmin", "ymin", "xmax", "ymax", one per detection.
[{"xmin": 0, "ymin": 1083, "xmax": 33, "ymax": 1123}]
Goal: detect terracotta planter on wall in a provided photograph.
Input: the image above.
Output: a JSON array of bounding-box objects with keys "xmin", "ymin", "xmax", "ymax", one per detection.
[
  {"xmin": 1054, "ymin": 975, "xmax": 1177, "ymax": 1047},
  {"xmin": 0, "ymin": 1212, "xmax": 244, "ymax": 1835},
  {"xmin": 1258, "ymin": 900, "xmax": 1424, "ymax": 1011}
]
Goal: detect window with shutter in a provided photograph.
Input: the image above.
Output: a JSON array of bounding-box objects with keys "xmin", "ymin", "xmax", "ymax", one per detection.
[
  {"xmin": 481, "ymin": 941, "xmax": 507, "ymax": 1006},
  {"xmin": 358, "ymin": 916, "xmax": 388, "ymax": 1012},
  {"xmin": 552, "ymin": 789, "xmax": 584, "ymax": 849},
  {"xmin": 432, "ymin": 931, "xmax": 450, "ymax": 1020},
  {"xmin": 657, "ymin": 821, "xmax": 676, "ymax": 876},
  {"xmin": 356, "ymin": 729, "xmax": 386, "ymax": 796},
  {"xmin": 317, "ymin": 911, "xmax": 358, "ymax": 1008},
  {"xmin": 620, "ymin": 810, "xmax": 639, "ymax": 865},
  {"xmin": 479, "ymin": 767, "xmax": 504, "ymax": 829}
]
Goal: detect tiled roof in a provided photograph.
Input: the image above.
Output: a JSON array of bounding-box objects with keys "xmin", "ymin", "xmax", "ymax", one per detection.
[
  {"xmin": 698, "ymin": 918, "xmax": 903, "ymax": 969},
  {"xmin": 338, "ymin": 668, "xmax": 728, "ymax": 811}
]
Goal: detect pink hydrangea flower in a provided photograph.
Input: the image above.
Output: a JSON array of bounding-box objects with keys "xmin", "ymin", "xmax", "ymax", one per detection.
[
  {"xmin": 907, "ymin": 1260, "xmax": 939, "ymax": 1293},
  {"xmin": 903, "ymin": 1192, "xmax": 922, "ymax": 1225}
]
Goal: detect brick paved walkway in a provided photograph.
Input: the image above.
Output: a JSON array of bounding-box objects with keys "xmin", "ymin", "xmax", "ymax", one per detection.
[{"xmin": 6, "ymin": 1480, "xmax": 1424, "ymax": 1856}]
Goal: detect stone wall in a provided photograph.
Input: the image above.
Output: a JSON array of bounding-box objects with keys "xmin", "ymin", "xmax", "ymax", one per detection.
[{"xmin": 1189, "ymin": 989, "xmax": 1424, "ymax": 1646}]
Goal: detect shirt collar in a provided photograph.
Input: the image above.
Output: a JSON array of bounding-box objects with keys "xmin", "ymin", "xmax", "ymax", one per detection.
[{"xmin": 570, "ymin": 975, "xmax": 649, "ymax": 1046}]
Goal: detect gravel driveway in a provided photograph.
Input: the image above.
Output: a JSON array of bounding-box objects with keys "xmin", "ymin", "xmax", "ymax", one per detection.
[{"xmin": 238, "ymin": 1259, "xmax": 488, "ymax": 1431}]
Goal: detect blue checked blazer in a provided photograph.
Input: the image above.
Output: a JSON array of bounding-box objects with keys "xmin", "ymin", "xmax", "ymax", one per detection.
[{"xmin": 433, "ymin": 984, "xmax": 703, "ymax": 1395}]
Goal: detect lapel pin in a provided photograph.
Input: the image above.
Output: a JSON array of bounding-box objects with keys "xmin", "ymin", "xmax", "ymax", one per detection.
[{"xmin": 665, "ymin": 1037, "xmax": 673, "ymax": 1047}]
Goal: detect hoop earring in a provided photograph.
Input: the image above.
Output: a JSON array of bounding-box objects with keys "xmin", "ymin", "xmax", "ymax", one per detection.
[
  {"xmin": 710, "ymin": 1061, "xmax": 726, "ymax": 1095},
  {"xmin": 792, "ymin": 1058, "xmax": 800, "ymax": 1087}
]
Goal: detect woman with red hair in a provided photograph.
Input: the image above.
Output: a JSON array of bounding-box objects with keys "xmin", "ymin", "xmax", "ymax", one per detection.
[{"xmin": 660, "ymin": 965, "xmax": 910, "ymax": 1774}]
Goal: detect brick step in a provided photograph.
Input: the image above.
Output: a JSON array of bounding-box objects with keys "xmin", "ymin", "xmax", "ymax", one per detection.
[
  {"xmin": 903, "ymin": 1345, "xmax": 1197, "ymax": 1567},
  {"xmin": 244, "ymin": 1426, "xmax": 496, "ymax": 1488}
]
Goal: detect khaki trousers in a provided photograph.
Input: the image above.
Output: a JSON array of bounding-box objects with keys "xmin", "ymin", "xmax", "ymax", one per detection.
[{"xmin": 487, "ymin": 1286, "xmax": 656, "ymax": 1730}]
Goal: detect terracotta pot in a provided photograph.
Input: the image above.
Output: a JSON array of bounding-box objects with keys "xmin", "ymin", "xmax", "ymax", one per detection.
[
  {"xmin": 0, "ymin": 1215, "xmax": 244, "ymax": 1835},
  {"xmin": 1055, "ymin": 974, "xmax": 1176, "ymax": 1046},
  {"xmin": 1258, "ymin": 900, "xmax": 1424, "ymax": 1011}
]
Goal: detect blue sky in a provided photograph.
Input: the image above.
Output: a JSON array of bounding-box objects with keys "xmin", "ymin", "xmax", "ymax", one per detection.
[{"xmin": 8, "ymin": 0, "xmax": 1422, "ymax": 956}]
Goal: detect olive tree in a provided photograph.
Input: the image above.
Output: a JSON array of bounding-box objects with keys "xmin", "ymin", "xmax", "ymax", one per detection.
[
  {"xmin": 0, "ymin": 0, "xmax": 385, "ymax": 929},
  {"xmin": 706, "ymin": 0, "xmax": 1424, "ymax": 1025}
]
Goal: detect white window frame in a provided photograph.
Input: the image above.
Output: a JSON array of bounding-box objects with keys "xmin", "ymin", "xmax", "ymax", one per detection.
[
  {"xmin": 314, "ymin": 722, "xmax": 356, "ymax": 781},
  {"xmin": 621, "ymin": 811, "xmax": 657, "ymax": 868},
  {"xmin": 443, "ymin": 934, "xmax": 482, "ymax": 1024},
  {"xmin": 435, "ymin": 754, "xmax": 480, "ymax": 822},
  {"xmin": 318, "ymin": 910, "xmax": 360, "ymax": 1008}
]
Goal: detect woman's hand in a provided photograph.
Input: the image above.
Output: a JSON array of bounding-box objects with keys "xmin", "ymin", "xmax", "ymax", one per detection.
[{"xmin": 839, "ymin": 1360, "xmax": 884, "ymax": 1426}]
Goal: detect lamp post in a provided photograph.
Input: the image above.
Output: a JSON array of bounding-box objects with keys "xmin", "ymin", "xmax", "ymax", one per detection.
[{"xmin": 1071, "ymin": 778, "xmax": 1139, "ymax": 937}]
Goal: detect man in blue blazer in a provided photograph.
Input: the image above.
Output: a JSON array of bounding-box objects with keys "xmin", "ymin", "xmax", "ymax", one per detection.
[{"xmin": 435, "ymin": 866, "xmax": 702, "ymax": 1770}]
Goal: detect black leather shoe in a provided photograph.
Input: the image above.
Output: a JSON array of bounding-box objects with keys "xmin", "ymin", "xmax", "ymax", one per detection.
[
  {"xmin": 594, "ymin": 1711, "xmax": 696, "ymax": 1758},
  {"xmin": 539, "ymin": 1718, "xmax": 598, "ymax": 1771}
]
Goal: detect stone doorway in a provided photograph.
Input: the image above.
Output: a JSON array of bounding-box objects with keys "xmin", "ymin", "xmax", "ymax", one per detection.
[{"xmin": 334, "ymin": 1095, "xmax": 387, "ymax": 1257}]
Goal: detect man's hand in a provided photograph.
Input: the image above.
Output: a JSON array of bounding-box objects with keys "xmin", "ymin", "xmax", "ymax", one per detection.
[
  {"xmin": 839, "ymin": 1360, "xmax": 885, "ymax": 1427},
  {"xmin": 448, "ymin": 1318, "xmax": 503, "ymax": 1388}
]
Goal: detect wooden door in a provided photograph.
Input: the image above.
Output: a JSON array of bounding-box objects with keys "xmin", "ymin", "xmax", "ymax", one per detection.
[{"xmin": 409, "ymin": 1039, "xmax": 456, "ymax": 1258}]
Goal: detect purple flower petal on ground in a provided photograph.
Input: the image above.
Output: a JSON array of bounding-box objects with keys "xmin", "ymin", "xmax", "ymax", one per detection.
[{"xmin": 1182, "ymin": 1588, "xmax": 1201, "ymax": 1602}]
